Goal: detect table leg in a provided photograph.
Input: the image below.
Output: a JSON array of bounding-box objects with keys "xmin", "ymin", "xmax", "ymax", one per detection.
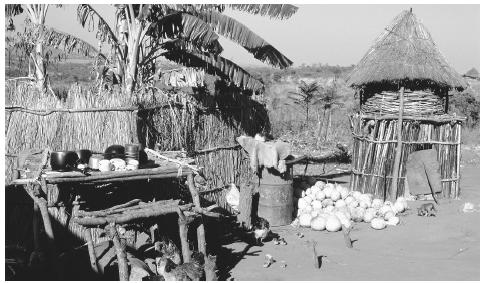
[
  {"xmin": 108, "ymin": 225, "xmax": 129, "ymax": 281},
  {"xmin": 187, "ymin": 173, "xmax": 207, "ymax": 256},
  {"xmin": 85, "ymin": 228, "xmax": 100, "ymax": 274},
  {"xmin": 177, "ymin": 209, "xmax": 192, "ymax": 263}
]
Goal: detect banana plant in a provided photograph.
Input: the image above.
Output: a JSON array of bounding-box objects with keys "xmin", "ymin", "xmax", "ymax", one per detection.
[
  {"xmin": 6, "ymin": 4, "xmax": 98, "ymax": 93},
  {"xmin": 76, "ymin": 4, "xmax": 298, "ymax": 96}
]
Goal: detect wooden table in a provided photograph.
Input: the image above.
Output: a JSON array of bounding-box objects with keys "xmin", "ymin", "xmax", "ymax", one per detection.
[{"xmin": 11, "ymin": 164, "xmax": 212, "ymax": 280}]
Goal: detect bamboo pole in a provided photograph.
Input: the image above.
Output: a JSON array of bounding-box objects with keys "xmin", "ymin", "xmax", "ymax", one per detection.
[{"xmin": 389, "ymin": 87, "xmax": 405, "ymax": 202}]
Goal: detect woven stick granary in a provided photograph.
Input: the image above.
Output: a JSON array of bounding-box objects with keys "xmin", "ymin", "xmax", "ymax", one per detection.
[{"xmin": 346, "ymin": 9, "xmax": 467, "ymax": 199}]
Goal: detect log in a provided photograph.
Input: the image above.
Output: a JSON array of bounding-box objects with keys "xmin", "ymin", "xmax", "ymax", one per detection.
[
  {"xmin": 76, "ymin": 199, "xmax": 179, "ymax": 217},
  {"xmin": 45, "ymin": 168, "xmax": 190, "ymax": 184},
  {"xmin": 85, "ymin": 229, "xmax": 100, "ymax": 274},
  {"xmin": 390, "ymin": 87, "xmax": 405, "ymax": 202},
  {"xmin": 73, "ymin": 203, "xmax": 194, "ymax": 227},
  {"xmin": 237, "ymin": 182, "xmax": 254, "ymax": 229},
  {"xmin": 108, "ymin": 226, "xmax": 129, "ymax": 281}
]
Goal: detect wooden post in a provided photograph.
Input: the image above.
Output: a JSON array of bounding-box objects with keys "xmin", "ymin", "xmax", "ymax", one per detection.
[
  {"xmin": 237, "ymin": 182, "xmax": 254, "ymax": 229},
  {"xmin": 108, "ymin": 225, "xmax": 129, "ymax": 281},
  {"xmin": 85, "ymin": 228, "xmax": 100, "ymax": 274},
  {"xmin": 455, "ymin": 123, "xmax": 462, "ymax": 198},
  {"xmin": 176, "ymin": 208, "xmax": 192, "ymax": 263},
  {"xmin": 204, "ymin": 255, "xmax": 218, "ymax": 281},
  {"xmin": 311, "ymin": 240, "xmax": 319, "ymax": 269},
  {"xmin": 187, "ymin": 173, "xmax": 206, "ymax": 256},
  {"xmin": 445, "ymin": 90, "xmax": 449, "ymax": 113},
  {"xmin": 32, "ymin": 201, "xmax": 41, "ymax": 254},
  {"xmin": 389, "ymin": 86, "xmax": 405, "ymax": 202}
]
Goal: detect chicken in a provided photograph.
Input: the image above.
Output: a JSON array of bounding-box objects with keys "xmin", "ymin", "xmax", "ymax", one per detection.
[
  {"xmin": 156, "ymin": 252, "xmax": 205, "ymax": 281},
  {"xmin": 154, "ymin": 237, "xmax": 182, "ymax": 265},
  {"xmin": 251, "ymin": 216, "xmax": 270, "ymax": 246}
]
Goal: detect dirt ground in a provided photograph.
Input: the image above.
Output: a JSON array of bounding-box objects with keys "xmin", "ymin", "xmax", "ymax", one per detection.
[{"xmin": 223, "ymin": 149, "xmax": 480, "ymax": 281}]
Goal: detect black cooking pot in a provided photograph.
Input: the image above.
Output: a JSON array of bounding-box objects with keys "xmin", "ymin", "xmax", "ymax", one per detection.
[
  {"xmin": 104, "ymin": 145, "xmax": 125, "ymax": 159},
  {"xmin": 76, "ymin": 149, "xmax": 92, "ymax": 164},
  {"xmin": 50, "ymin": 151, "xmax": 79, "ymax": 171}
]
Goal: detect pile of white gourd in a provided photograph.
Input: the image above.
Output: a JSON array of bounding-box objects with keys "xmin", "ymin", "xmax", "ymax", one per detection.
[{"xmin": 294, "ymin": 181, "xmax": 409, "ymax": 232}]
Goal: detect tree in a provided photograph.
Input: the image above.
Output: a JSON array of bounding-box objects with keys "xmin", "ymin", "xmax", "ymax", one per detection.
[
  {"xmin": 76, "ymin": 4, "xmax": 298, "ymax": 96},
  {"xmin": 5, "ymin": 4, "xmax": 98, "ymax": 92},
  {"xmin": 316, "ymin": 73, "xmax": 344, "ymax": 143},
  {"xmin": 288, "ymin": 80, "xmax": 321, "ymax": 127}
]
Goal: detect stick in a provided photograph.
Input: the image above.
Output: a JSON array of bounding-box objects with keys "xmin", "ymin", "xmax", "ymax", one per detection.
[
  {"xmin": 187, "ymin": 173, "xmax": 207, "ymax": 256},
  {"xmin": 145, "ymin": 148, "xmax": 199, "ymax": 172},
  {"xmin": 108, "ymin": 225, "xmax": 129, "ymax": 281},
  {"xmin": 390, "ymin": 87, "xmax": 405, "ymax": 202},
  {"xmin": 204, "ymin": 255, "xmax": 218, "ymax": 281},
  {"xmin": 342, "ymin": 226, "xmax": 353, "ymax": 248},
  {"xmin": 312, "ymin": 241, "xmax": 319, "ymax": 269},
  {"xmin": 85, "ymin": 229, "xmax": 100, "ymax": 274}
]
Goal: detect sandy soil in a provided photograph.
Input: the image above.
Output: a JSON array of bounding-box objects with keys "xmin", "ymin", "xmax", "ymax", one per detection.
[{"xmin": 223, "ymin": 155, "xmax": 480, "ymax": 280}]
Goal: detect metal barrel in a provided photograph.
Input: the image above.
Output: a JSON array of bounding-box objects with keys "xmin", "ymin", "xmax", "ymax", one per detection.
[{"xmin": 251, "ymin": 167, "xmax": 294, "ymax": 227}]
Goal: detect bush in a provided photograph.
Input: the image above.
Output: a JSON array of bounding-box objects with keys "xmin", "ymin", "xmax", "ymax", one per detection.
[{"xmin": 449, "ymin": 91, "xmax": 480, "ymax": 127}]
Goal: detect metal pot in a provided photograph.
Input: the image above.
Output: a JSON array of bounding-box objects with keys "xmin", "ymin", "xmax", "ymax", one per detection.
[
  {"xmin": 104, "ymin": 145, "xmax": 125, "ymax": 160},
  {"xmin": 50, "ymin": 151, "xmax": 79, "ymax": 171},
  {"xmin": 76, "ymin": 149, "xmax": 92, "ymax": 164},
  {"xmin": 88, "ymin": 155, "xmax": 103, "ymax": 170}
]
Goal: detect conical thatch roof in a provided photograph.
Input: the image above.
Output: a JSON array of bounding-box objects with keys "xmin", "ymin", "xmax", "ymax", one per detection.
[
  {"xmin": 347, "ymin": 9, "xmax": 467, "ymax": 90},
  {"xmin": 463, "ymin": 68, "xmax": 480, "ymax": 79}
]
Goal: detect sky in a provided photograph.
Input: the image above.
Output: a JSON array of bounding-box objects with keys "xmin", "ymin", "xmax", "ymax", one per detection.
[{"xmin": 13, "ymin": 4, "xmax": 480, "ymax": 73}]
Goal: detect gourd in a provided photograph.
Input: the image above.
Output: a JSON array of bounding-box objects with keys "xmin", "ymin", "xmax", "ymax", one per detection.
[
  {"xmin": 312, "ymin": 200, "xmax": 323, "ymax": 210},
  {"xmin": 336, "ymin": 185, "xmax": 349, "ymax": 200},
  {"xmin": 321, "ymin": 199, "xmax": 334, "ymax": 208},
  {"xmin": 311, "ymin": 210, "xmax": 319, "ymax": 218},
  {"xmin": 299, "ymin": 213, "xmax": 313, "ymax": 227},
  {"xmin": 348, "ymin": 200, "xmax": 359, "ymax": 208},
  {"xmin": 344, "ymin": 196, "xmax": 355, "ymax": 205},
  {"xmin": 393, "ymin": 201, "xmax": 405, "ymax": 214},
  {"xmin": 325, "ymin": 216, "xmax": 342, "ymax": 232},
  {"xmin": 330, "ymin": 190, "xmax": 341, "ymax": 201},
  {"xmin": 315, "ymin": 191, "xmax": 326, "ymax": 201},
  {"xmin": 335, "ymin": 199, "xmax": 346, "ymax": 208},
  {"xmin": 370, "ymin": 218, "xmax": 386, "ymax": 230},
  {"xmin": 324, "ymin": 205, "xmax": 335, "ymax": 213},
  {"xmin": 351, "ymin": 191, "xmax": 362, "ymax": 201},
  {"xmin": 363, "ymin": 209, "xmax": 376, "ymax": 223},
  {"xmin": 315, "ymin": 181, "xmax": 325, "ymax": 189},
  {"xmin": 371, "ymin": 199, "xmax": 384, "ymax": 210},
  {"xmin": 386, "ymin": 216, "xmax": 400, "ymax": 226},
  {"xmin": 384, "ymin": 211, "xmax": 395, "ymax": 221},
  {"xmin": 310, "ymin": 216, "xmax": 327, "ymax": 231},
  {"xmin": 298, "ymin": 198, "xmax": 309, "ymax": 210}
]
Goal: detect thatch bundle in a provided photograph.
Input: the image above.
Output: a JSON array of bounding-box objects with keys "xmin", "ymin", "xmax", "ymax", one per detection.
[{"xmin": 346, "ymin": 9, "xmax": 467, "ymax": 91}]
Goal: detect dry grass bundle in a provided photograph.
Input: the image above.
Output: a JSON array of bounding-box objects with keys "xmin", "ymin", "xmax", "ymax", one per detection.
[
  {"xmin": 346, "ymin": 9, "xmax": 467, "ymax": 90},
  {"xmin": 349, "ymin": 114, "xmax": 462, "ymax": 198}
]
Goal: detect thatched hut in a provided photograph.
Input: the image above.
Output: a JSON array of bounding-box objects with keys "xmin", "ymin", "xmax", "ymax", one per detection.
[
  {"xmin": 346, "ymin": 9, "xmax": 467, "ymax": 200},
  {"xmin": 463, "ymin": 68, "xmax": 480, "ymax": 80}
]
